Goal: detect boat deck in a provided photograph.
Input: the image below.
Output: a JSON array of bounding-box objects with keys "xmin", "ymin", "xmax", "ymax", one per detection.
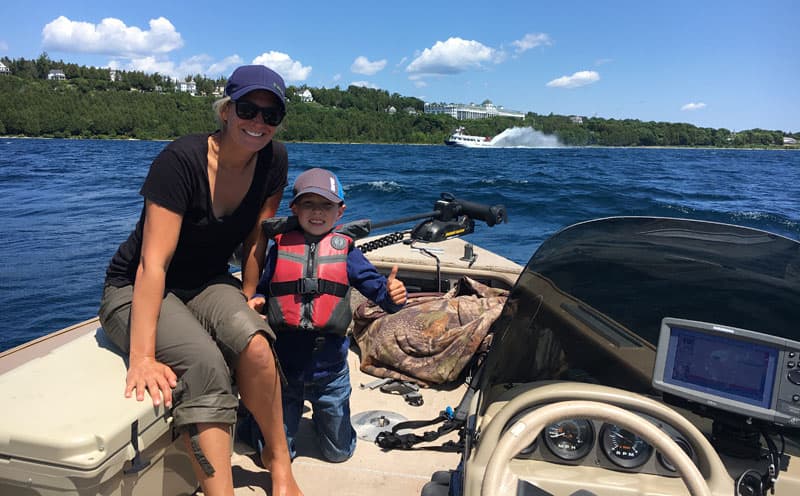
[
  {"xmin": 217, "ymin": 347, "xmax": 464, "ymax": 496},
  {"xmin": 215, "ymin": 237, "xmax": 523, "ymax": 495}
]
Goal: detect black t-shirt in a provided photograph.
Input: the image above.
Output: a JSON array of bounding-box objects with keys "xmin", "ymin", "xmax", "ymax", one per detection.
[{"xmin": 105, "ymin": 133, "xmax": 288, "ymax": 291}]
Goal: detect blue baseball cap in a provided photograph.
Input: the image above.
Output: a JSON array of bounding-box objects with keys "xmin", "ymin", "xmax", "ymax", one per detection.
[
  {"xmin": 225, "ymin": 65, "xmax": 286, "ymax": 110},
  {"xmin": 290, "ymin": 168, "xmax": 345, "ymax": 206}
]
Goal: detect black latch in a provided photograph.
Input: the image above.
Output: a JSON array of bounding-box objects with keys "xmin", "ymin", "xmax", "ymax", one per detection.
[
  {"xmin": 297, "ymin": 277, "xmax": 319, "ymax": 294},
  {"xmin": 124, "ymin": 420, "xmax": 152, "ymax": 475}
]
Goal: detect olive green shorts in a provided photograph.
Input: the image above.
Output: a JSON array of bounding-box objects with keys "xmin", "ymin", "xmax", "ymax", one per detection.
[{"xmin": 98, "ymin": 274, "xmax": 275, "ymax": 429}]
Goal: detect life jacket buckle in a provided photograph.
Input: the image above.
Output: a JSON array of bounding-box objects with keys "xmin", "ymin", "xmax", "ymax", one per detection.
[{"xmin": 297, "ymin": 277, "xmax": 319, "ymax": 294}]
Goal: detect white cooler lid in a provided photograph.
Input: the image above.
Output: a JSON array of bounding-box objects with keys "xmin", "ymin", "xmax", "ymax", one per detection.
[{"xmin": 0, "ymin": 325, "xmax": 171, "ymax": 470}]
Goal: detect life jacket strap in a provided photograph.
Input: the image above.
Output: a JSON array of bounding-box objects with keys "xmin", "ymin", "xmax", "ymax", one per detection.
[{"xmin": 270, "ymin": 278, "xmax": 349, "ymax": 297}]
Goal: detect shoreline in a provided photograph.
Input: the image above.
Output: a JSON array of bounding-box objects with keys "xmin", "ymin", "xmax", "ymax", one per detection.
[{"xmin": 2, "ymin": 135, "xmax": 798, "ymax": 151}]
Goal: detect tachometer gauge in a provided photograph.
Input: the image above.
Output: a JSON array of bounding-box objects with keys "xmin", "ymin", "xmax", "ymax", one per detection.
[
  {"xmin": 600, "ymin": 423, "xmax": 652, "ymax": 468},
  {"xmin": 542, "ymin": 419, "xmax": 594, "ymax": 460}
]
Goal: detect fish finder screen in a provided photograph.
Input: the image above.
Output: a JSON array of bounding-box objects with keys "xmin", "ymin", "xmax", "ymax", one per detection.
[{"xmin": 662, "ymin": 325, "xmax": 779, "ymax": 409}]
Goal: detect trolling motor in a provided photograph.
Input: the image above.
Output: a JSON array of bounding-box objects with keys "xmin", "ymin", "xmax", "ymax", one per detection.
[
  {"xmin": 342, "ymin": 193, "xmax": 508, "ymax": 244},
  {"xmin": 340, "ymin": 193, "xmax": 507, "ymax": 293},
  {"xmin": 412, "ymin": 193, "xmax": 508, "ymax": 242},
  {"xmin": 228, "ymin": 194, "xmax": 507, "ymax": 268}
]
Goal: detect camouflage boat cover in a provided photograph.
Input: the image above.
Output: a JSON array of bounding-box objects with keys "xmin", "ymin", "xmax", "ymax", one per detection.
[{"xmin": 352, "ymin": 276, "xmax": 508, "ymax": 386}]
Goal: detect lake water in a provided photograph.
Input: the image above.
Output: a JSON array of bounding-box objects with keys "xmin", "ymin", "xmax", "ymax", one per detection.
[{"xmin": 1, "ymin": 137, "xmax": 798, "ymax": 351}]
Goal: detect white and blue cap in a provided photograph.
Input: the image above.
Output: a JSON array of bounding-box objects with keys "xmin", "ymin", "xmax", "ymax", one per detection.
[{"xmin": 290, "ymin": 168, "xmax": 345, "ymax": 206}]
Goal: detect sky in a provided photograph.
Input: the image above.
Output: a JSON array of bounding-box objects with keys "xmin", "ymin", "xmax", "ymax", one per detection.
[{"xmin": 1, "ymin": 0, "xmax": 798, "ymax": 133}]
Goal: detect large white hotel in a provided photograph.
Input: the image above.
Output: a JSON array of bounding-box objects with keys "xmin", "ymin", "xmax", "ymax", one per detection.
[{"xmin": 424, "ymin": 101, "xmax": 526, "ymax": 120}]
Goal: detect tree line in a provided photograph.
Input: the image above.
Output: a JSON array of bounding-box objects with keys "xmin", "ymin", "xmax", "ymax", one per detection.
[{"xmin": 1, "ymin": 54, "xmax": 796, "ymax": 148}]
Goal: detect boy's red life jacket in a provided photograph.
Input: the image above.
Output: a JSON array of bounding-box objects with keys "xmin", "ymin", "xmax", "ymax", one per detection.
[{"xmin": 266, "ymin": 230, "xmax": 353, "ymax": 335}]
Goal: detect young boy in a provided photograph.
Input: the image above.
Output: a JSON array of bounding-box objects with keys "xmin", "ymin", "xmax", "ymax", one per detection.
[{"xmin": 246, "ymin": 167, "xmax": 407, "ymax": 462}]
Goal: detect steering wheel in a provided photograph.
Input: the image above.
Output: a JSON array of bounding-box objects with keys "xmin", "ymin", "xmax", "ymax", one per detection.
[
  {"xmin": 469, "ymin": 383, "xmax": 732, "ymax": 496},
  {"xmin": 481, "ymin": 400, "xmax": 710, "ymax": 496}
]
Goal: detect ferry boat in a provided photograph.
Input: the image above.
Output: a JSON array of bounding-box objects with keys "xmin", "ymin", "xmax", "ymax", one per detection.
[
  {"xmin": 444, "ymin": 127, "xmax": 494, "ymax": 148},
  {"xmin": 1, "ymin": 194, "xmax": 799, "ymax": 496}
]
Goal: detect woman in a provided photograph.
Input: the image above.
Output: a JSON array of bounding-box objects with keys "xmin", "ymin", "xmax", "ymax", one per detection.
[{"xmin": 98, "ymin": 65, "xmax": 302, "ymax": 496}]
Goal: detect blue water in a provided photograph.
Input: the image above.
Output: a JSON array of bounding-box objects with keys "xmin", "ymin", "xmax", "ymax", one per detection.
[{"xmin": 1, "ymin": 138, "xmax": 799, "ymax": 352}]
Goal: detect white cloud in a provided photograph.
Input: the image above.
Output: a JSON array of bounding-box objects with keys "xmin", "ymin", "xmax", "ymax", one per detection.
[
  {"xmin": 0, "ymin": 40, "xmax": 8, "ymax": 51},
  {"xmin": 546, "ymin": 70, "xmax": 600, "ymax": 88},
  {"xmin": 111, "ymin": 54, "xmax": 242, "ymax": 80},
  {"xmin": 41, "ymin": 16, "xmax": 183, "ymax": 56},
  {"xmin": 333, "ymin": 73, "xmax": 342, "ymax": 82},
  {"xmin": 207, "ymin": 55, "xmax": 244, "ymax": 77},
  {"xmin": 349, "ymin": 80, "xmax": 380, "ymax": 89},
  {"xmin": 351, "ymin": 56, "xmax": 386, "ymax": 76},
  {"xmin": 252, "ymin": 51, "xmax": 311, "ymax": 82},
  {"xmin": 595, "ymin": 58, "xmax": 613, "ymax": 66},
  {"xmin": 511, "ymin": 33, "xmax": 551, "ymax": 53},
  {"xmin": 121, "ymin": 56, "xmax": 179, "ymax": 78},
  {"xmin": 406, "ymin": 37, "xmax": 500, "ymax": 78},
  {"xmin": 681, "ymin": 102, "xmax": 707, "ymax": 111}
]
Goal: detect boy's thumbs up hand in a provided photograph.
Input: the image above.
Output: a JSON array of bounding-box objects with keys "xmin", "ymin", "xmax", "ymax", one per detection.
[{"xmin": 386, "ymin": 265, "xmax": 407, "ymax": 305}]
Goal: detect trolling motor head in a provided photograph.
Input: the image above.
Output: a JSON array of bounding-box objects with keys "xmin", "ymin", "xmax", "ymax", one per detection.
[
  {"xmin": 411, "ymin": 193, "xmax": 508, "ymax": 242},
  {"xmin": 432, "ymin": 193, "xmax": 508, "ymax": 226},
  {"xmin": 340, "ymin": 193, "xmax": 508, "ymax": 247}
]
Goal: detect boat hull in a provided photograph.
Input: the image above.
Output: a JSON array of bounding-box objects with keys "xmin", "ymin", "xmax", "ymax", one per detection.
[{"xmin": 444, "ymin": 139, "xmax": 494, "ymax": 148}]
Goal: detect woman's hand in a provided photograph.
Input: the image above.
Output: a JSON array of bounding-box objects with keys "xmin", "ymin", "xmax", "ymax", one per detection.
[
  {"xmin": 386, "ymin": 265, "xmax": 407, "ymax": 305},
  {"xmin": 125, "ymin": 356, "xmax": 178, "ymax": 408},
  {"xmin": 248, "ymin": 294, "xmax": 267, "ymax": 314}
]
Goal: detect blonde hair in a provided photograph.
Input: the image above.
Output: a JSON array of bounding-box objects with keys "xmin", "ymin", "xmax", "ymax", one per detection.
[{"xmin": 212, "ymin": 96, "xmax": 232, "ymax": 128}]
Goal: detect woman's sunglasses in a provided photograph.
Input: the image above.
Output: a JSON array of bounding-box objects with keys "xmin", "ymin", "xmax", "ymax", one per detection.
[{"xmin": 234, "ymin": 100, "xmax": 285, "ymax": 126}]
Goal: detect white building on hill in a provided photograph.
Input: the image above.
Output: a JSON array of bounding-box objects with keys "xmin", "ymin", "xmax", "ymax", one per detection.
[
  {"xmin": 298, "ymin": 89, "xmax": 313, "ymax": 102},
  {"xmin": 176, "ymin": 80, "xmax": 197, "ymax": 95},
  {"xmin": 424, "ymin": 101, "xmax": 525, "ymax": 120},
  {"xmin": 47, "ymin": 69, "xmax": 66, "ymax": 81}
]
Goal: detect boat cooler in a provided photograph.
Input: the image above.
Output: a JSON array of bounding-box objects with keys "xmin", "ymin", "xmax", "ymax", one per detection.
[{"xmin": 0, "ymin": 325, "xmax": 196, "ymax": 495}]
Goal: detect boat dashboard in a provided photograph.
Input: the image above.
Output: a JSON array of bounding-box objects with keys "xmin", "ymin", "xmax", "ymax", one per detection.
[
  {"xmin": 502, "ymin": 407, "xmax": 695, "ymax": 478},
  {"xmin": 470, "ymin": 379, "xmax": 800, "ymax": 496},
  {"xmin": 462, "ymin": 317, "xmax": 800, "ymax": 496}
]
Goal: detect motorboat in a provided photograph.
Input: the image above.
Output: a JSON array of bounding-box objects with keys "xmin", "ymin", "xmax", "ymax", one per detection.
[
  {"xmin": 1, "ymin": 193, "xmax": 799, "ymax": 496},
  {"xmin": 444, "ymin": 127, "xmax": 494, "ymax": 148}
]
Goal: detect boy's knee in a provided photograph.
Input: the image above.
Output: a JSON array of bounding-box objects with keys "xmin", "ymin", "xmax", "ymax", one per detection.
[
  {"xmin": 318, "ymin": 426, "xmax": 356, "ymax": 463},
  {"xmin": 320, "ymin": 442, "xmax": 355, "ymax": 463}
]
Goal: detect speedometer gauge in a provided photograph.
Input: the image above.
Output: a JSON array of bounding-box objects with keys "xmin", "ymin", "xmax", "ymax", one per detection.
[
  {"xmin": 600, "ymin": 423, "xmax": 652, "ymax": 468},
  {"xmin": 542, "ymin": 419, "xmax": 594, "ymax": 460},
  {"xmin": 657, "ymin": 436, "xmax": 694, "ymax": 472}
]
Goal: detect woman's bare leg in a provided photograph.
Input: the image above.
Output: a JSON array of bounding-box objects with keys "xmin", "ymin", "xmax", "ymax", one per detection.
[
  {"xmin": 236, "ymin": 333, "xmax": 303, "ymax": 496},
  {"xmin": 182, "ymin": 423, "xmax": 234, "ymax": 496}
]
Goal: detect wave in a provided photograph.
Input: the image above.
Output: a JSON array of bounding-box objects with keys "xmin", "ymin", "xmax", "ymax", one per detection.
[{"xmin": 490, "ymin": 127, "xmax": 563, "ymax": 148}]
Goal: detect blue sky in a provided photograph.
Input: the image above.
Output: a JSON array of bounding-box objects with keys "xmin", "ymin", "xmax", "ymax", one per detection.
[{"xmin": 1, "ymin": 0, "xmax": 797, "ymax": 133}]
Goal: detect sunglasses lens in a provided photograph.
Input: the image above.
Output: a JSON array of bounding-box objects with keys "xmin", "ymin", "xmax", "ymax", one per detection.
[
  {"xmin": 263, "ymin": 109, "xmax": 284, "ymax": 126},
  {"xmin": 235, "ymin": 101, "xmax": 284, "ymax": 125},
  {"xmin": 235, "ymin": 101, "xmax": 258, "ymax": 120}
]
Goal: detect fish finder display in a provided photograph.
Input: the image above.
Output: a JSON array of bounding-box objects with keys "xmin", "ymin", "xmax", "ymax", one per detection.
[
  {"xmin": 663, "ymin": 326, "xmax": 777, "ymax": 408},
  {"xmin": 653, "ymin": 318, "xmax": 800, "ymax": 425}
]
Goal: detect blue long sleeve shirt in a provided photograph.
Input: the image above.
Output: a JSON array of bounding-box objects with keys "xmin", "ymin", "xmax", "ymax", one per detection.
[{"xmin": 256, "ymin": 240, "xmax": 404, "ymax": 381}]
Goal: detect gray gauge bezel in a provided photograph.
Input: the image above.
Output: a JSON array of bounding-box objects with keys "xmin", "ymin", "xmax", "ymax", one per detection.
[{"xmin": 542, "ymin": 418, "xmax": 595, "ymax": 461}]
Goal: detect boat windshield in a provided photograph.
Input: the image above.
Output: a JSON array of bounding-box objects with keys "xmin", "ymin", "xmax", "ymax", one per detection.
[{"xmin": 479, "ymin": 217, "xmax": 800, "ymax": 399}]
